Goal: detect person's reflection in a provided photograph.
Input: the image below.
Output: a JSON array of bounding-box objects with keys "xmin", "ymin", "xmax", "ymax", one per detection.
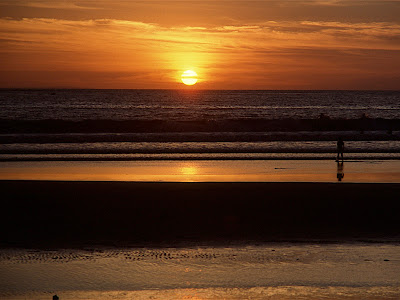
[{"xmin": 337, "ymin": 161, "xmax": 344, "ymax": 182}]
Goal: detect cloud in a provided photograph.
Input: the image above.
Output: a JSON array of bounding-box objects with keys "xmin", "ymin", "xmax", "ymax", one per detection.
[
  {"xmin": 285, "ymin": 0, "xmax": 400, "ymax": 6},
  {"xmin": 0, "ymin": 0, "xmax": 101, "ymax": 10},
  {"xmin": 1, "ymin": 17, "xmax": 399, "ymax": 51},
  {"xmin": 1, "ymin": 15, "xmax": 399, "ymax": 88}
]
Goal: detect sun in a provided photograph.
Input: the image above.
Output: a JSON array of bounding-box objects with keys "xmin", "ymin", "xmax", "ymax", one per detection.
[{"xmin": 181, "ymin": 70, "xmax": 198, "ymax": 86}]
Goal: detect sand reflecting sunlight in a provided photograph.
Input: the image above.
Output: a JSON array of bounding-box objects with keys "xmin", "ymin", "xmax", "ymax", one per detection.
[{"xmin": 1, "ymin": 160, "xmax": 400, "ymax": 183}]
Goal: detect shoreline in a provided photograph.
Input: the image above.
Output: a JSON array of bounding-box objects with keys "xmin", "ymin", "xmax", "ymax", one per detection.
[{"xmin": 1, "ymin": 159, "xmax": 400, "ymax": 183}]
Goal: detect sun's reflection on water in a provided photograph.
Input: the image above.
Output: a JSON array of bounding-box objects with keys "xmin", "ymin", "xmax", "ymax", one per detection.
[
  {"xmin": 0, "ymin": 160, "xmax": 400, "ymax": 182},
  {"xmin": 180, "ymin": 164, "xmax": 198, "ymax": 175}
]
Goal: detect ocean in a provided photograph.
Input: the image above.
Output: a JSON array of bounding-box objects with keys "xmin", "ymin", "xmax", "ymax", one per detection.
[
  {"xmin": 2, "ymin": 89, "xmax": 400, "ymax": 121},
  {"xmin": 1, "ymin": 89, "xmax": 400, "ymax": 161}
]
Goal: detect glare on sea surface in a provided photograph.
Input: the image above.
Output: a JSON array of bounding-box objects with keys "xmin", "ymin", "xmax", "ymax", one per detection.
[
  {"xmin": 181, "ymin": 70, "xmax": 198, "ymax": 86},
  {"xmin": 180, "ymin": 165, "xmax": 198, "ymax": 175}
]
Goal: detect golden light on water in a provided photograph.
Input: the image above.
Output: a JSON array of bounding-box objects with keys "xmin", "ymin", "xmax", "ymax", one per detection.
[
  {"xmin": 181, "ymin": 70, "xmax": 198, "ymax": 86},
  {"xmin": 180, "ymin": 165, "xmax": 198, "ymax": 175},
  {"xmin": 2, "ymin": 161, "xmax": 400, "ymax": 183}
]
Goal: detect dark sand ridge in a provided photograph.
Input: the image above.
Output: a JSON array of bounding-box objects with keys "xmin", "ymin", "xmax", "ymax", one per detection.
[{"xmin": 1, "ymin": 181, "xmax": 399, "ymax": 248}]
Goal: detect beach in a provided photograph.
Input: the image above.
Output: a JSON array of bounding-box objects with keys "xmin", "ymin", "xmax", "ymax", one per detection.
[
  {"xmin": 1, "ymin": 244, "xmax": 399, "ymax": 300},
  {"xmin": 1, "ymin": 179, "xmax": 399, "ymax": 248},
  {"xmin": 1, "ymin": 179, "xmax": 400, "ymax": 299}
]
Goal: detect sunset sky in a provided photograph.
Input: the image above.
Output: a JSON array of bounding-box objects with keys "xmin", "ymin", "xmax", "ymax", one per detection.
[{"xmin": 1, "ymin": 0, "xmax": 400, "ymax": 89}]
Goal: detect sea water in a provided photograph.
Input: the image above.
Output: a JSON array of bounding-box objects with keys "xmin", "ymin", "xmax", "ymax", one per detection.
[
  {"xmin": 1, "ymin": 89, "xmax": 400, "ymax": 121},
  {"xmin": 1, "ymin": 89, "xmax": 400, "ymax": 160},
  {"xmin": 0, "ymin": 90, "xmax": 400, "ymax": 121}
]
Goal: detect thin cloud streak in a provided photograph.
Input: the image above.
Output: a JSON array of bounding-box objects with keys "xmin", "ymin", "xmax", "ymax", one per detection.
[
  {"xmin": 0, "ymin": 0, "xmax": 102, "ymax": 10},
  {"xmin": 2, "ymin": 18, "xmax": 399, "ymax": 48}
]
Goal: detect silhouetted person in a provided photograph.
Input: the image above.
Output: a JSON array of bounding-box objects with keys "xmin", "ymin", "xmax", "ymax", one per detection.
[
  {"xmin": 53, "ymin": 295, "xmax": 59, "ymax": 300},
  {"xmin": 337, "ymin": 161, "xmax": 344, "ymax": 182},
  {"xmin": 337, "ymin": 138, "xmax": 344, "ymax": 161}
]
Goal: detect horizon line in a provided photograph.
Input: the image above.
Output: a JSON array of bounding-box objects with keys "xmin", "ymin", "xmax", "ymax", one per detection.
[{"xmin": 1, "ymin": 88, "xmax": 400, "ymax": 92}]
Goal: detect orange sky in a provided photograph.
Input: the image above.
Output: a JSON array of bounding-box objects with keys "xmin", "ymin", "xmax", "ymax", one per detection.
[{"xmin": 1, "ymin": 0, "xmax": 400, "ymax": 89}]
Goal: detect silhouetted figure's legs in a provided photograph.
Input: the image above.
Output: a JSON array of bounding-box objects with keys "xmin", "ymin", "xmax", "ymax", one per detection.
[
  {"xmin": 336, "ymin": 149, "xmax": 344, "ymax": 161},
  {"xmin": 336, "ymin": 138, "xmax": 344, "ymax": 161}
]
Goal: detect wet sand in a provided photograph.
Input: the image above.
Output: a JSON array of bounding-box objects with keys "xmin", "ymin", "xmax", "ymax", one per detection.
[
  {"xmin": 1, "ymin": 181, "xmax": 399, "ymax": 248},
  {"xmin": 1, "ymin": 160, "xmax": 400, "ymax": 182},
  {"xmin": 1, "ymin": 180, "xmax": 399, "ymax": 299},
  {"xmin": 1, "ymin": 244, "xmax": 399, "ymax": 299}
]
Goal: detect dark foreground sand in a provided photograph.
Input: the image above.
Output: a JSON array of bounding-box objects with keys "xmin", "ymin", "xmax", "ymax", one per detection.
[{"xmin": 1, "ymin": 181, "xmax": 399, "ymax": 248}]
